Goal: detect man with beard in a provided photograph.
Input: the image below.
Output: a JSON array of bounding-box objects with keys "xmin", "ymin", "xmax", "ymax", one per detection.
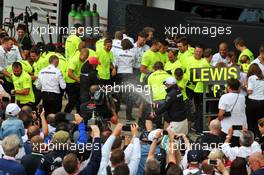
[{"xmin": 11, "ymin": 62, "xmax": 35, "ymax": 108}]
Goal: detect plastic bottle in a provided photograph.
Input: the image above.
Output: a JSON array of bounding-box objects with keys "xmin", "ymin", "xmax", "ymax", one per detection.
[
  {"xmin": 74, "ymin": 5, "xmax": 84, "ymax": 25},
  {"xmin": 68, "ymin": 4, "xmax": 76, "ymax": 29},
  {"xmin": 92, "ymin": 3, "xmax": 100, "ymax": 38},
  {"xmin": 83, "ymin": 3, "xmax": 93, "ymax": 38}
]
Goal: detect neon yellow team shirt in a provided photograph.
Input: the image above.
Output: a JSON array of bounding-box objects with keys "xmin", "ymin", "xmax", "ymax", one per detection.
[
  {"xmin": 32, "ymin": 55, "xmax": 44, "ymax": 85},
  {"xmin": 186, "ymin": 56, "xmax": 204, "ymax": 90},
  {"xmin": 88, "ymin": 49, "xmax": 97, "ymax": 58},
  {"xmin": 158, "ymin": 52, "xmax": 168, "ymax": 65},
  {"xmin": 176, "ymin": 73, "xmax": 189, "ymax": 101},
  {"xmin": 65, "ymin": 51, "xmax": 85, "ymax": 83},
  {"xmin": 147, "ymin": 70, "xmax": 171, "ymax": 101},
  {"xmin": 140, "ymin": 49, "xmax": 162, "ymax": 82},
  {"xmin": 96, "ymin": 49, "xmax": 114, "ymax": 80},
  {"xmin": 178, "ymin": 48, "xmax": 194, "ymax": 71},
  {"xmin": 12, "ymin": 71, "xmax": 35, "ymax": 104},
  {"xmin": 95, "ymin": 39, "xmax": 105, "ymax": 51},
  {"xmin": 238, "ymin": 48, "xmax": 254, "ymax": 64},
  {"xmin": 55, "ymin": 53, "xmax": 67, "ymax": 80},
  {"xmin": 65, "ymin": 34, "xmax": 81, "ymax": 60},
  {"xmin": 170, "ymin": 61, "xmax": 183, "ymax": 76},
  {"xmin": 194, "ymin": 59, "xmax": 211, "ymax": 93},
  {"xmin": 39, "ymin": 52, "xmax": 56, "ymax": 71},
  {"xmin": 5, "ymin": 60, "xmax": 33, "ymax": 82}
]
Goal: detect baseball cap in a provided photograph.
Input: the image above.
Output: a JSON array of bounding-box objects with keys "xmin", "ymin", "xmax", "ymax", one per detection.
[
  {"xmin": 139, "ymin": 131, "xmax": 150, "ymax": 142},
  {"xmin": 52, "ymin": 130, "xmax": 70, "ymax": 144},
  {"xmin": 187, "ymin": 150, "xmax": 202, "ymax": 164},
  {"xmin": 5, "ymin": 103, "xmax": 21, "ymax": 116},
  {"xmin": 163, "ymin": 77, "xmax": 176, "ymax": 85},
  {"xmin": 89, "ymin": 57, "xmax": 101, "ymax": 65}
]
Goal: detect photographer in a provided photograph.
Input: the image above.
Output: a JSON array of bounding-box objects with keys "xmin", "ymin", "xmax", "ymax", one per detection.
[
  {"xmin": 217, "ymin": 78, "xmax": 247, "ymax": 147},
  {"xmin": 80, "ymin": 57, "xmax": 100, "ymax": 104},
  {"xmin": 80, "ymin": 84, "xmax": 118, "ymax": 125}
]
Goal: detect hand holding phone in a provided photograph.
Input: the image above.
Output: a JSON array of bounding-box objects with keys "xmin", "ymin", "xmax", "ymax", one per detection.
[
  {"xmin": 232, "ymin": 125, "xmax": 243, "ymax": 130},
  {"xmin": 208, "ymin": 159, "xmax": 217, "ymax": 165}
]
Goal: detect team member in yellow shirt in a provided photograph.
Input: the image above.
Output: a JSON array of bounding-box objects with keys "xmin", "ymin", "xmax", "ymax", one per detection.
[
  {"xmin": 158, "ymin": 40, "xmax": 169, "ymax": 65},
  {"xmin": 164, "ymin": 49, "xmax": 182, "ymax": 76},
  {"xmin": 65, "ymin": 23, "xmax": 83, "ymax": 61},
  {"xmin": 95, "ymin": 31, "xmax": 110, "ymax": 51},
  {"xmin": 184, "ymin": 45, "xmax": 205, "ymax": 133},
  {"xmin": 29, "ymin": 48, "xmax": 43, "ymax": 106},
  {"xmin": 193, "ymin": 48, "xmax": 212, "ymax": 133},
  {"xmin": 234, "ymin": 37, "xmax": 254, "ymax": 64},
  {"xmin": 147, "ymin": 61, "xmax": 171, "ymax": 128},
  {"xmin": 54, "ymin": 46, "xmax": 67, "ymax": 80},
  {"xmin": 64, "ymin": 48, "xmax": 89, "ymax": 113},
  {"xmin": 11, "ymin": 62, "xmax": 35, "ymax": 108},
  {"xmin": 96, "ymin": 38, "xmax": 116, "ymax": 85},
  {"xmin": 140, "ymin": 40, "xmax": 161, "ymax": 83},
  {"xmin": 177, "ymin": 37, "xmax": 194, "ymax": 71}
]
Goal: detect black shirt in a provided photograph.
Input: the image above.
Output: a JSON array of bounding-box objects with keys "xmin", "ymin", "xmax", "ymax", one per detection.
[
  {"xmin": 80, "ymin": 61, "xmax": 99, "ymax": 104},
  {"xmin": 155, "ymin": 84, "xmax": 186, "ymax": 122},
  {"xmin": 195, "ymin": 133, "xmax": 224, "ymax": 157},
  {"xmin": 18, "ymin": 36, "xmax": 32, "ymax": 51},
  {"xmin": 36, "ymin": 150, "xmax": 67, "ymax": 174},
  {"xmin": 21, "ymin": 152, "xmax": 43, "ymax": 175}
]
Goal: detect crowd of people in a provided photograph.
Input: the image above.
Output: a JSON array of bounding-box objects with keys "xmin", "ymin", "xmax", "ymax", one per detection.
[{"xmin": 0, "ymin": 22, "xmax": 263, "ymax": 175}]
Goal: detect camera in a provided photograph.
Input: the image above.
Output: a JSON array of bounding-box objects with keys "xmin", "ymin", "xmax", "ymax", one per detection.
[
  {"xmin": 232, "ymin": 125, "xmax": 243, "ymax": 130},
  {"xmin": 208, "ymin": 159, "xmax": 217, "ymax": 165}
]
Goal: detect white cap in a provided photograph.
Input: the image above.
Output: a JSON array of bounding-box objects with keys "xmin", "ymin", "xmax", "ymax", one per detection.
[
  {"xmin": 164, "ymin": 77, "xmax": 176, "ymax": 85},
  {"xmin": 5, "ymin": 103, "xmax": 21, "ymax": 116}
]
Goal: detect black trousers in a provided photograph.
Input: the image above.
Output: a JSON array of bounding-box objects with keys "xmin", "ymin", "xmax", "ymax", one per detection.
[
  {"xmin": 116, "ymin": 74, "xmax": 134, "ymax": 120},
  {"xmin": 17, "ymin": 102, "xmax": 34, "ymax": 109},
  {"xmin": 2, "ymin": 79, "xmax": 14, "ymax": 94},
  {"xmin": 246, "ymin": 98, "xmax": 264, "ymax": 137},
  {"xmin": 193, "ymin": 93, "xmax": 204, "ymax": 132},
  {"xmin": 42, "ymin": 91, "xmax": 62, "ymax": 116},
  {"xmin": 186, "ymin": 87, "xmax": 195, "ymax": 122},
  {"xmin": 64, "ymin": 83, "xmax": 80, "ymax": 113},
  {"xmin": 33, "ymin": 84, "xmax": 42, "ymax": 106}
]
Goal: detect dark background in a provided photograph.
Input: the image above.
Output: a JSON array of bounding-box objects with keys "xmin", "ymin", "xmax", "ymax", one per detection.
[{"xmin": 125, "ymin": 4, "xmax": 264, "ymax": 56}]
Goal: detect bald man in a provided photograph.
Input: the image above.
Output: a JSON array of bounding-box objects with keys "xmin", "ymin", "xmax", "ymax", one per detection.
[
  {"xmin": 211, "ymin": 42, "xmax": 229, "ymax": 67},
  {"xmin": 248, "ymin": 152, "xmax": 264, "ymax": 175},
  {"xmin": 196, "ymin": 119, "xmax": 224, "ymax": 155}
]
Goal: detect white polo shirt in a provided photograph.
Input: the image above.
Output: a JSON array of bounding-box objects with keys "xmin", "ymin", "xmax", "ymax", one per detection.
[
  {"xmin": 133, "ymin": 43, "xmax": 149, "ymax": 69},
  {"xmin": 36, "ymin": 64, "xmax": 66, "ymax": 94},
  {"xmin": 0, "ymin": 45, "xmax": 22, "ymax": 72},
  {"xmin": 114, "ymin": 49, "xmax": 135, "ymax": 74},
  {"xmin": 111, "ymin": 39, "xmax": 122, "ymax": 60},
  {"xmin": 211, "ymin": 53, "xmax": 229, "ymax": 67},
  {"xmin": 247, "ymin": 75, "xmax": 264, "ymax": 100},
  {"xmin": 218, "ymin": 93, "xmax": 247, "ymax": 137}
]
